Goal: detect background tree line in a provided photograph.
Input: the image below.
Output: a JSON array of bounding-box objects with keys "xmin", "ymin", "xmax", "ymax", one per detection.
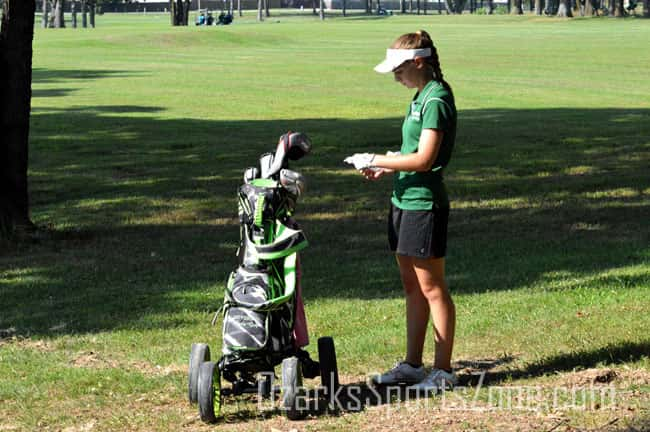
[{"xmin": 40, "ymin": 0, "xmax": 97, "ymax": 28}]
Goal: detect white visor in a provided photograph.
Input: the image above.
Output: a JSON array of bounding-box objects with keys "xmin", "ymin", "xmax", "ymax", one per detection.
[{"xmin": 374, "ymin": 48, "xmax": 432, "ymax": 74}]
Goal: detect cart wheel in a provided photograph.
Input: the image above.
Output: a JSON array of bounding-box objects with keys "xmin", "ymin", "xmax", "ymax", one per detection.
[
  {"xmin": 197, "ymin": 361, "xmax": 221, "ymax": 423},
  {"xmin": 281, "ymin": 357, "xmax": 305, "ymax": 420},
  {"xmin": 188, "ymin": 343, "xmax": 210, "ymax": 404},
  {"xmin": 318, "ymin": 337, "xmax": 340, "ymax": 397},
  {"xmin": 258, "ymin": 372, "xmax": 274, "ymax": 399}
]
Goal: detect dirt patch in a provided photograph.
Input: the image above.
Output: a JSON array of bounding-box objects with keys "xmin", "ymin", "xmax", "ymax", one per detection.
[
  {"xmin": 552, "ymin": 368, "xmax": 650, "ymax": 388},
  {"xmin": 70, "ymin": 351, "xmax": 120, "ymax": 369},
  {"xmin": 0, "ymin": 333, "xmax": 56, "ymax": 352},
  {"xmin": 68, "ymin": 350, "xmax": 185, "ymax": 377},
  {"xmin": 61, "ymin": 420, "xmax": 97, "ymax": 432}
]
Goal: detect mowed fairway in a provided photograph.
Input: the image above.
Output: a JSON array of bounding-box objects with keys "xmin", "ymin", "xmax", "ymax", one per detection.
[{"xmin": 1, "ymin": 12, "xmax": 649, "ymax": 431}]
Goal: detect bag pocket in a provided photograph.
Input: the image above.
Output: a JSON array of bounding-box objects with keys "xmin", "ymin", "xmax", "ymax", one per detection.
[{"xmin": 223, "ymin": 306, "xmax": 269, "ymax": 352}]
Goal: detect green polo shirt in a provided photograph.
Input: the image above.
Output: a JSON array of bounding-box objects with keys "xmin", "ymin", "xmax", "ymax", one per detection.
[{"xmin": 391, "ymin": 80, "xmax": 456, "ymax": 211}]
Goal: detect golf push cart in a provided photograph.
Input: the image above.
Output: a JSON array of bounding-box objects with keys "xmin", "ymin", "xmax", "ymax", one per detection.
[{"xmin": 188, "ymin": 132, "xmax": 340, "ymax": 422}]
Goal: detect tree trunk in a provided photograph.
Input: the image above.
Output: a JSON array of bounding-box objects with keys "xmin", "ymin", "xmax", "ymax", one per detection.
[
  {"xmin": 319, "ymin": 0, "xmax": 324, "ymax": 18},
  {"xmin": 534, "ymin": 0, "xmax": 542, "ymax": 13},
  {"xmin": 53, "ymin": 0, "xmax": 65, "ymax": 27},
  {"xmin": 400, "ymin": 0, "xmax": 406, "ymax": 12},
  {"xmin": 614, "ymin": 0, "xmax": 625, "ymax": 15},
  {"xmin": 176, "ymin": 0, "xmax": 183, "ymax": 24},
  {"xmin": 342, "ymin": 0, "xmax": 347, "ymax": 15},
  {"xmin": 424, "ymin": 0, "xmax": 428, "ymax": 13},
  {"xmin": 416, "ymin": 0, "xmax": 421, "ymax": 13},
  {"xmin": 71, "ymin": 1, "xmax": 77, "ymax": 27},
  {"xmin": 556, "ymin": 0, "xmax": 573, "ymax": 14},
  {"xmin": 183, "ymin": 0, "xmax": 191, "ymax": 24},
  {"xmin": 88, "ymin": 0, "xmax": 95, "ymax": 27},
  {"xmin": 512, "ymin": 0, "xmax": 524, "ymax": 12},
  {"xmin": 438, "ymin": 0, "xmax": 443, "ymax": 13},
  {"xmin": 238, "ymin": 0, "xmax": 242, "ymax": 16},
  {"xmin": 81, "ymin": 0, "xmax": 87, "ymax": 26},
  {"xmin": 0, "ymin": 0, "xmax": 36, "ymax": 235},
  {"xmin": 265, "ymin": 0, "xmax": 270, "ymax": 18},
  {"xmin": 41, "ymin": 0, "xmax": 49, "ymax": 27},
  {"xmin": 377, "ymin": 0, "xmax": 381, "ymax": 12},
  {"xmin": 257, "ymin": 0, "xmax": 263, "ymax": 20},
  {"xmin": 644, "ymin": 0, "xmax": 649, "ymax": 16},
  {"xmin": 486, "ymin": 0, "xmax": 493, "ymax": 12},
  {"xmin": 313, "ymin": 0, "xmax": 317, "ymax": 14}
]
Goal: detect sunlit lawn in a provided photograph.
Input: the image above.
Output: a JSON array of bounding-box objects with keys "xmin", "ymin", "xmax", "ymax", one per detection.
[{"xmin": 0, "ymin": 12, "xmax": 649, "ymax": 432}]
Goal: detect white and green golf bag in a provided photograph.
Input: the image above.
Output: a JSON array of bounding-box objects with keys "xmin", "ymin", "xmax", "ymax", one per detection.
[{"xmin": 218, "ymin": 132, "xmax": 316, "ymax": 383}]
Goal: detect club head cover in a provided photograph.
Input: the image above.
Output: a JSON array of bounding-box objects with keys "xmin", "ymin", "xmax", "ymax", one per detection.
[
  {"xmin": 280, "ymin": 169, "xmax": 306, "ymax": 196},
  {"xmin": 259, "ymin": 152, "xmax": 275, "ymax": 179},
  {"xmin": 243, "ymin": 167, "xmax": 259, "ymax": 184}
]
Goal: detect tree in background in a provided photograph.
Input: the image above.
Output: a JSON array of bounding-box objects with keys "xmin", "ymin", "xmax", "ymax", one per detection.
[
  {"xmin": 613, "ymin": 0, "xmax": 625, "ymax": 15},
  {"xmin": 444, "ymin": 0, "xmax": 467, "ymax": 13},
  {"xmin": 0, "ymin": 0, "xmax": 37, "ymax": 237},
  {"xmin": 89, "ymin": 0, "xmax": 96, "ymax": 27},
  {"xmin": 81, "ymin": 0, "xmax": 88, "ymax": 26},
  {"xmin": 53, "ymin": 0, "xmax": 66, "ymax": 27},
  {"xmin": 512, "ymin": 0, "xmax": 524, "ymax": 13},
  {"xmin": 41, "ymin": 0, "xmax": 49, "ymax": 27},
  {"xmin": 556, "ymin": 0, "xmax": 573, "ymax": 15},
  {"xmin": 71, "ymin": 0, "xmax": 77, "ymax": 27},
  {"xmin": 170, "ymin": 0, "xmax": 190, "ymax": 25}
]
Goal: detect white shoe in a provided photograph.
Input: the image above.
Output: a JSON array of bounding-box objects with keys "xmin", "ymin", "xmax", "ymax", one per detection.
[
  {"xmin": 371, "ymin": 361, "xmax": 425, "ymax": 385},
  {"xmin": 409, "ymin": 368, "xmax": 458, "ymax": 393}
]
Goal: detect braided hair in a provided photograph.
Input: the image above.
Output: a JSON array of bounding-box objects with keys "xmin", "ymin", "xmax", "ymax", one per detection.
[{"xmin": 391, "ymin": 30, "xmax": 453, "ymax": 94}]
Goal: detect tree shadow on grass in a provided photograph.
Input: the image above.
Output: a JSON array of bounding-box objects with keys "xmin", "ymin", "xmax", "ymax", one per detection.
[
  {"xmin": 31, "ymin": 68, "xmax": 145, "ymax": 83},
  {"xmin": 1, "ymin": 95, "xmax": 648, "ymax": 336},
  {"xmin": 456, "ymin": 339, "xmax": 650, "ymax": 386}
]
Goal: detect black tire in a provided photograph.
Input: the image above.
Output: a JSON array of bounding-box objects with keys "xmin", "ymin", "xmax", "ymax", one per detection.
[
  {"xmin": 197, "ymin": 361, "xmax": 221, "ymax": 423},
  {"xmin": 258, "ymin": 372, "xmax": 274, "ymax": 399},
  {"xmin": 281, "ymin": 357, "xmax": 305, "ymax": 420},
  {"xmin": 318, "ymin": 337, "xmax": 340, "ymax": 397},
  {"xmin": 188, "ymin": 343, "xmax": 210, "ymax": 404}
]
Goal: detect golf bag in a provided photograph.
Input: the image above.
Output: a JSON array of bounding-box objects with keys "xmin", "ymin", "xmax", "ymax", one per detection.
[{"xmin": 219, "ymin": 132, "xmax": 313, "ymax": 383}]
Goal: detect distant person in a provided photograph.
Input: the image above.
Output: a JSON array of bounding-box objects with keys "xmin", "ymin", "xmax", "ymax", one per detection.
[
  {"xmin": 207, "ymin": 12, "xmax": 214, "ymax": 25},
  {"xmin": 217, "ymin": 11, "xmax": 233, "ymax": 25},
  {"xmin": 196, "ymin": 12, "xmax": 205, "ymax": 25},
  {"xmin": 345, "ymin": 30, "xmax": 458, "ymax": 393}
]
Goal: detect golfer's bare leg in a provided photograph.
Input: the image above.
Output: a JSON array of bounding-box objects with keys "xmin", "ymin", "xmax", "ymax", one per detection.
[
  {"xmin": 413, "ymin": 256, "xmax": 455, "ymax": 371},
  {"xmin": 397, "ymin": 254, "xmax": 429, "ymax": 366}
]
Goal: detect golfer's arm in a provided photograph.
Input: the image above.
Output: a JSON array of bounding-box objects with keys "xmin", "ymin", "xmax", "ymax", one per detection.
[{"xmin": 373, "ymin": 129, "xmax": 443, "ymax": 172}]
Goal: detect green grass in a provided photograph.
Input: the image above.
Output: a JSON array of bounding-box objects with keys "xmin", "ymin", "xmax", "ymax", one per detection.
[{"xmin": 1, "ymin": 12, "xmax": 649, "ymax": 431}]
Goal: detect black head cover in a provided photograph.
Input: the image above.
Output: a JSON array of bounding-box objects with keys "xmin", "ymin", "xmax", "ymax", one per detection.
[
  {"xmin": 281, "ymin": 131, "xmax": 312, "ymax": 161},
  {"xmin": 264, "ymin": 132, "xmax": 312, "ymax": 179}
]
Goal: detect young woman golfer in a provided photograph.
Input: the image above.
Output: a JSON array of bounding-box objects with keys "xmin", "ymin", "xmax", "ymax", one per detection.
[{"xmin": 345, "ymin": 30, "xmax": 457, "ymax": 392}]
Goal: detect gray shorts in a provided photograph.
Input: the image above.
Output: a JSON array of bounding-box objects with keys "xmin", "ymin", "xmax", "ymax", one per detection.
[{"xmin": 388, "ymin": 203, "xmax": 449, "ymax": 258}]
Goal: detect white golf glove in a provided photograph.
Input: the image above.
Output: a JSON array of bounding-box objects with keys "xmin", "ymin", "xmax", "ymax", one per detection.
[
  {"xmin": 386, "ymin": 150, "xmax": 400, "ymax": 157},
  {"xmin": 343, "ymin": 153, "xmax": 375, "ymax": 170}
]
